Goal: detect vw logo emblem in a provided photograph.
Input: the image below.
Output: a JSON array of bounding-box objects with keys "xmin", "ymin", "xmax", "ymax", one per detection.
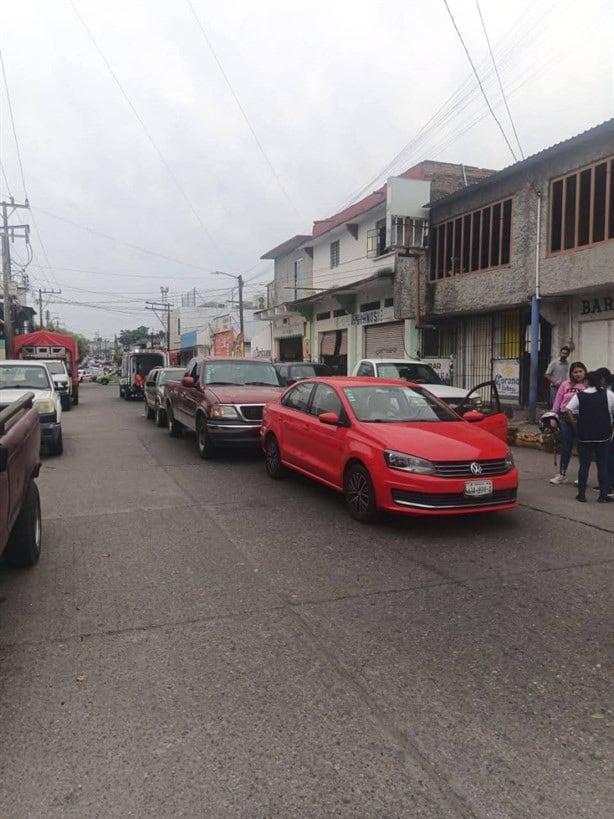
[{"xmin": 470, "ymin": 462, "xmax": 483, "ymax": 476}]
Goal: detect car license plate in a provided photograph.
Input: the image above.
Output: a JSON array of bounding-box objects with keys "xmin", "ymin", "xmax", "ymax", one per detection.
[{"xmin": 464, "ymin": 479, "xmax": 493, "ymax": 497}]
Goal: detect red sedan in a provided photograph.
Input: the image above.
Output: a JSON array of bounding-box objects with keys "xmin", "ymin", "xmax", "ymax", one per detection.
[{"xmin": 261, "ymin": 377, "xmax": 518, "ymax": 522}]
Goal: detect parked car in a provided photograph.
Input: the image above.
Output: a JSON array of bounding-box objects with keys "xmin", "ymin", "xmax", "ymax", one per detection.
[
  {"xmin": 0, "ymin": 393, "xmax": 42, "ymax": 567},
  {"xmin": 165, "ymin": 357, "xmax": 284, "ymax": 458},
  {"xmin": 351, "ymin": 358, "xmax": 478, "ymax": 409},
  {"xmin": 144, "ymin": 367, "xmax": 184, "ymax": 426},
  {"xmin": 41, "ymin": 359, "xmax": 72, "ymax": 411},
  {"xmin": 0, "ymin": 361, "xmax": 63, "ymax": 455},
  {"xmin": 261, "ymin": 376, "xmax": 517, "ymax": 522},
  {"xmin": 273, "ymin": 361, "xmax": 331, "ymax": 386},
  {"xmin": 79, "ymin": 369, "xmax": 93, "ymax": 382},
  {"xmin": 119, "ymin": 350, "xmax": 168, "ymax": 400}
]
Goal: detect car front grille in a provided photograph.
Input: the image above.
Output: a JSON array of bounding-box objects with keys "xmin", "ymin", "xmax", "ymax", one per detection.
[
  {"xmin": 239, "ymin": 404, "xmax": 264, "ymax": 421},
  {"xmin": 392, "ymin": 488, "xmax": 517, "ymax": 509},
  {"xmin": 432, "ymin": 459, "xmax": 509, "ymax": 478}
]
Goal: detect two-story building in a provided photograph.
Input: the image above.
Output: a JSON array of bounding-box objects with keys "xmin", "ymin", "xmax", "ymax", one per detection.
[
  {"xmin": 260, "ymin": 162, "xmax": 494, "ymax": 373},
  {"xmin": 412, "ymin": 118, "xmax": 614, "ymax": 407}
]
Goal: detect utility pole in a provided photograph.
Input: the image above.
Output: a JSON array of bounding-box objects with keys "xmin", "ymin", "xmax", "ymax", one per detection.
[
  {"xmin": 145, "ymin": 300, "xmax": 171, "ymax": 351},
  {"xmin": 238, "ymin": 274, "xmax": 244, "ymax": 342},
  {"xmin": 38, "ymin": 287, "xmax": 62, "ymax": 330},
  {"xmin": 1, "ymin": 198, "xmax": 30, "ymax": 358}
]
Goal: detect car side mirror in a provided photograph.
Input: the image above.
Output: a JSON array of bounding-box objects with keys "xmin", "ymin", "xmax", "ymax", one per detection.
[
  {"xmin": 463, "ymin": 410, "xmax": 485, "ymax": 422},
  {"xmin": 319, "ymin": 412, "xmax": 340, "ymax": 426},
  {"xmin": 182, "ymin": 376, "xmax": 195, "ymax": 387}
]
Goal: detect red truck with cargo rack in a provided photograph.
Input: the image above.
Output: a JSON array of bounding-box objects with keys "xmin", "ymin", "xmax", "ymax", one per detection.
[{"xmin": 13, "ymin": 330, "xmax": 80, "ymax": 407}]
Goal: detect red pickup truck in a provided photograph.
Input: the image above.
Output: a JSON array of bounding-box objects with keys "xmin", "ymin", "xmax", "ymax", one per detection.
[
  {"xmin": 0, "ymin": 393, "xmax": 42, "ymax": 567},
  {"xmin": 165, "ymin": 357, "xmax": 284, "ymax": 458}
]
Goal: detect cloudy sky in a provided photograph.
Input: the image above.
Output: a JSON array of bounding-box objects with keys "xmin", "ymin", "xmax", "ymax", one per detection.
[{"xmin": 1, "ymin": 0, "xmax": 612, "ymax": 338}]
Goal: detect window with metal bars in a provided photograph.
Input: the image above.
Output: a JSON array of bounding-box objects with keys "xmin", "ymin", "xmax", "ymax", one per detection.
[
  {"xmin": 429, "ymin": 197, "xmax": 513, "ymax": 280},
  {"xmin": 549, "ymin": 156, "xmax": 614, "ymax": 254},
  {"xmin": 330, "ymin": 240, "xmax": 340, "ymax": 268}
]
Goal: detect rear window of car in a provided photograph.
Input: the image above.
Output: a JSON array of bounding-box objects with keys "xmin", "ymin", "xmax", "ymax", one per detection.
[
  {"xmin": 343, "ymin": 385, "xmax": 459, "ymax": 423},
  {"xmin": 44, "ymin": 361, "xmax": 67, "ymax": 375},
  {"xmin": 159, "ymin": 369, "xmax": 183, "ymax": 385}
]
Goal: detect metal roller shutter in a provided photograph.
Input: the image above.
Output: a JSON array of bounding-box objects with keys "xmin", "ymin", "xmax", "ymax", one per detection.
[{"xmin": 365, "ymin": 322, "xmax": 405, "ymax": 359}]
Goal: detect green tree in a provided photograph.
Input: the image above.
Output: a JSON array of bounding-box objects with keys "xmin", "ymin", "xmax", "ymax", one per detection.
[
  {"xmin": 53, "ymin": 325, "xmax": 89, "ymax": 361},
  {"xmin": 118, "ymin": 326, "xmax": 151, "ymax": 349}
]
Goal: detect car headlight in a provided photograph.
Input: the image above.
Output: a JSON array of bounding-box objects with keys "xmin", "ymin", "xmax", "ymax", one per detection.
[
  {"xmin": 504, "ymin": 450, "xmax": 514, "ymax": 471},
  {"xmin": 384, "ymin": 450, "xmax": 435, "ymax": 474},
  {"xmin": 34, "ymin": 398, "xmax": 56, "ymax": 414},
  {"xmin": 209, "ymin": 403, "xmax": 239, "ymax": 419}
]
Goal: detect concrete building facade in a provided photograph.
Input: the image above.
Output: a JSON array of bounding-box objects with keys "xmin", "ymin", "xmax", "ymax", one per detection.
[{"xmin": 408, "ymin": 119, "xmax": 614, "ymax": 407}]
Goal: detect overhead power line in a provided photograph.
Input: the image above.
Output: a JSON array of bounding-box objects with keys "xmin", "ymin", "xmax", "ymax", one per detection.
[
  {"xmin": 185, "ymin": 0, "xmax": 302, "ymax": 222},
  {"xmin": 0, "ymin": 45, "xmax": 29, "ymax": 199},
  {"xmin": 32, "ymin": 206, "xmax": 209, "ymax": 272},
  {"xmin": 70, "ymin": 1, "xmax": 220, "ymax": 254},
  {"xmin": 475, "ymin": 0, "xmax": 525, "ymax": 159},
  {"xmin": 441, "ymin": 0, "xmax": 517, "ymax": 160}
]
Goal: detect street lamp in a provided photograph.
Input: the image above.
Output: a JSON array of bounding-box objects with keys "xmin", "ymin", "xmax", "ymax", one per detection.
[{"xmin": 212, "ymin": 271, "xmax": 244, "ymax": 340}]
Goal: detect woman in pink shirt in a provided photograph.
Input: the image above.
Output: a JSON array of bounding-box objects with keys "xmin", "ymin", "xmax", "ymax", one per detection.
[{"xmin": 549, "ymin": 361, "xmax": 587, "ymax": 484}]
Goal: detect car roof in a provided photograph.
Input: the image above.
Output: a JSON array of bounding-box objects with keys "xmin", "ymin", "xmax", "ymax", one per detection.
[
  {"xmin": 1, "ymin": 360, "xmax": 49, "ymax": 367},
  {"xmin": 359, "ymin": 358, "xmax": 423, "ymax": 365},
  {"xmin": 197, "ymin": 356, "xmax": 274, "ymax": 363},
  {"xmin": 291, "ymin": 376, "xmax": 422, "ymax": 388}
]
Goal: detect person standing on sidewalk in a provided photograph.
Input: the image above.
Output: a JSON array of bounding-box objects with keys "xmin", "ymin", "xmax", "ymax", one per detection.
[
  {"xmin": 549, "ymin": 361, "xmax": 587, "ymax": 485},
  {"xmin": 545, "ymin": 346, "xmax": 571, "ymax": 407},
  {"xmin": 565, "ymin": 370, "xmax": 614, "ymax": 503},
  {"xmin": 595, "ymin": 367, "xmax": 614, "ymax": 494}
]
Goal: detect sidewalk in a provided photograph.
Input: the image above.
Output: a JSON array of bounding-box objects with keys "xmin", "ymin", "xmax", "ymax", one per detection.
[{"xmin": 513, "ymin": 446, "xmax": 614, "ymax": 534}]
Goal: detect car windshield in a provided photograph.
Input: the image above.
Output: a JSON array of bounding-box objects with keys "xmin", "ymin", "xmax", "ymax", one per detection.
[
  {"xmin": 375, "ymin": 363, "xmax": 442, "ymax": 384},
  {"xmin": 204, "ymin": 361, "xmax": 280, "ymax": 386},
  {"xmin": 159, "ymin": 368, "xmax": 184, "ymax": 385},
  {"xmin": 44, "ymin": 361, "xmax": 66, "ymax": 374},
  {"xmin": 343, "ymin": 385, "xmax": 460, "ymax": 423},
  {"xmin": 0, "ymin": 364, "xmax": 52, "ymax": 390}
]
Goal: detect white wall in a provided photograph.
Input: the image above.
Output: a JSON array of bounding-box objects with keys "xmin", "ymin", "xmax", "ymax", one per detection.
[{"xmin": 311, "ymin": 203, "xmax": 396, "ymax": 291}]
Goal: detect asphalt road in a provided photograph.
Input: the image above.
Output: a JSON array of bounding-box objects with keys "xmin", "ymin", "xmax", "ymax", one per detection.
[{"xmin": 1, "ymin": 384, "xmax": 612, "ymax": 818}]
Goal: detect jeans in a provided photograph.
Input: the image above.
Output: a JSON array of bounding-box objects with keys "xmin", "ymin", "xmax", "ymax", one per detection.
[
  {"xmin": 576, "ymin": 440, "xmax": 610, "ymax": 496},
  {"xmin": 558, "ymin": 417, "xmax": 575, "ymax": 475},
  {"xmin": 549, "ymin": 384, "xmax": 559, "ymax": 407},
  {"xmin": 608, "ymin": 437, "xmax": 614, "ymax": 489}
]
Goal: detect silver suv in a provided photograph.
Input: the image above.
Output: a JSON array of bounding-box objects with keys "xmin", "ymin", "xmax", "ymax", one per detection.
[{"xmin": 144, "ymin": 367, "xmax": 184, "ymax": 426}]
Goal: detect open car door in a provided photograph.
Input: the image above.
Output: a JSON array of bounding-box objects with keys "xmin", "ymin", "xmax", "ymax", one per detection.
[{"xmin": 456, "ymin": 381, "xmax": 508, "ymax": 443}]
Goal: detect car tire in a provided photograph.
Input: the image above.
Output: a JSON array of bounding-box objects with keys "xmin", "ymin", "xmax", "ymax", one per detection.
[
  {"xmin": 145, "ymin": 401, "xmax": 155, "ymax": 420},
  {"xmin": 3, "ymin": 481, "xmax": 42, "ymax": 568},
  {"xmin": 196, "ymin": 417, "xmax": 215, "ymax": 459},
  {"xmin": 49, "ymin": 428, "xmax": 64, "ymax": 456},
  {"xmin": 344, "ymin": 462, "xmax": 378, "ymax": 523},
  {"xmin": 155, "ymin": 403, "xmax": 166, "ymax": 427},
  {"xmin": 119, "ymin": 386, "xmax": 124, "ymax": 399},
  {"xmin": 61, "ymin": 395, "xmax": 72, "ymax": 412},
  {"xmin": 265, "ymin": 434, "xmax": 285, "ymax": 479},
  {"xmin": 167, "ymin": 405, "xmax": 182, "ymax": 437}
]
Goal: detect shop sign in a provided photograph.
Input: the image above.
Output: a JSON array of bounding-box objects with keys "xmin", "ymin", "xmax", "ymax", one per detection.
[
  {"xmin": 351, "ymin": 309, "xmax": 384, "ymax": 326},
  {"xmin": 577, "ymin": 294, "xmax": 614, "ymax": 321},
  {"xmin": 493, "ymin": 358, "xmax": 520, "ymax": 403}
]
